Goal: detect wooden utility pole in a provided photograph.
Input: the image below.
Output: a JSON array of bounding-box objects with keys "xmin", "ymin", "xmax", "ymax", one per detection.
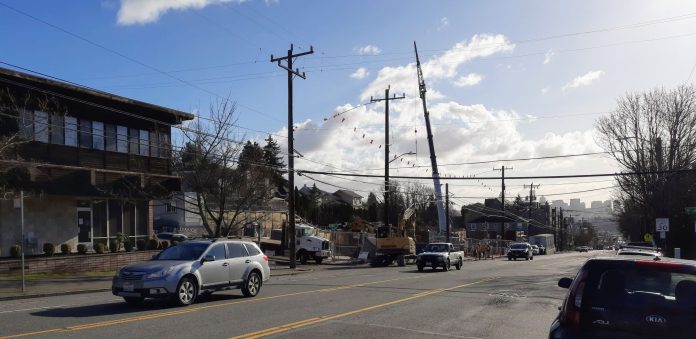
[
  {"xmin": 445, "ymin": 183, "xmax": 450, "ymax": 243},
  {"xmin": 493, "ymin": 166, "xmax": 513, "ymax": 211},
  {"xmin": 271, "ymin": 44, "xmax": 313, "ymax": 269},
  {"xmin": 370, "ymin": 86, "xmax": 404, "ymax": 229},
  {"xmin": 524, "ymin": 182, "xmax": 540, "ymax": 219}
]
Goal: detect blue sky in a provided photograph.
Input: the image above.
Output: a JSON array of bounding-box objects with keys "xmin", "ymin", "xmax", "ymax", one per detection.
[{"xmin": 2, "ymin": 0, "xmax": 696, "ymax": 204}]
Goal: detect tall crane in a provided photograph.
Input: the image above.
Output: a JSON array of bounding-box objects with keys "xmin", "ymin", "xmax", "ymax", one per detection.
[{"xmin": 414, "ymin": 41, "xmax": 447, "ymax": 234}]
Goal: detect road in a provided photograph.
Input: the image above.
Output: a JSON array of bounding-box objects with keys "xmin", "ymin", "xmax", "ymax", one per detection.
[{"xmin": 0, "ymin": 251, "xmax": 601, "ymax": 339}]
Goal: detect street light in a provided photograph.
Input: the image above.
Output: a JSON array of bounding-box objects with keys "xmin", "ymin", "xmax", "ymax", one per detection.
[{"xmin": 389, "ymin": 151, "xmax": 415, "ymax": 164}]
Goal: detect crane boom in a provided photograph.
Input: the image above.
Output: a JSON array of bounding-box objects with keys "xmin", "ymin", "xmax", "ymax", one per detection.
[{"xmin": 414, "ymin": 41, "xmax": 447, "ymax": 234}]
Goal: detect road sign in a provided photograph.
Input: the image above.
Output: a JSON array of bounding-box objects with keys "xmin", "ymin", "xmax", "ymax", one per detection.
[
  {"xmin": 643, "ymin": 233, "xmax": 653, "ymax": 242},
  {"xmin": 656, "ymin": 218, "xmax": 670, "ymax": 232},
  {"xmin": 686, "ymin": 207, "xmax": 696, "ymax": 215}
]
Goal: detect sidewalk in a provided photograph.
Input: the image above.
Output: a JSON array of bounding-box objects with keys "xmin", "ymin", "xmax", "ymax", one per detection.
[{"xmin": 0, "ymin": 260, "xmax": 312, "ymax": 301}]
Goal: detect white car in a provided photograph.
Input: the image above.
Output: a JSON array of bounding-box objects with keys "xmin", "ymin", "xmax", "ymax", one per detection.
[{"xmin": 531, "ymin": 245, "xmax": 540, "ymax": 255}]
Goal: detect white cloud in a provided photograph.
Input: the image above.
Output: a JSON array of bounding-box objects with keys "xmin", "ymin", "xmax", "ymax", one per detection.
[
  {"xmin": 350, "ymin": 67, "xmax": 370, "ymax": 80},
  {"xmin": 117, "ymin": 0, "xmax": 240, "ymax": 25},
  {"xmin": 453, "ymin": 73, "xmax": 482, "ymax": 87},
  {"xmin": 541, "ymin": 86, "xmax": 550, "ymax": 94},
  {"xmin": 562, "ymin": 70, "xmax": 605, "ymax": 91},
  {"xmin": 437, "ymin": 17, "xmax": 449, "ymax": 31},
  {"xmin": 354, "ymin": 45, "xmax": 382, "ymax": 55},
  {"xmin": 543, "ymin": 49, "xmax": 555, "ymax": 64},
  {"xmin": 361, "ymin": 34, "xmax": 514, "ymax": 101}
]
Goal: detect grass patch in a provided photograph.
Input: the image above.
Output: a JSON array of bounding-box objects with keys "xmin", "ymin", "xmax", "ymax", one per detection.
[{"xmin": 0, "ymin": 271, "xmax": 116, "ymax": 281}]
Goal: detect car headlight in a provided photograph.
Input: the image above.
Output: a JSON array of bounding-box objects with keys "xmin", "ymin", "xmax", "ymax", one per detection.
[{"xmin": 145, "ymin": 267, "xmax": 174, "ymax": 279}]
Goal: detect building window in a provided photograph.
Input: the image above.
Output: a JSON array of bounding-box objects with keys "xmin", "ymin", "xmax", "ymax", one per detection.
[
  {"xmin": 64, "ymin": 116, "xmax": 78, "ymax": 146},
  {"xmin": 129, "ymin": 128, "xmax": 138, "ymax": 154},
  {"xmin": 79, "ymin": 119, "xmax": 92, "ymax": 148},
  {"xmin": 139, "ymin": 129, "xmax": 149, "ymax": 156},
  {"xmin": 116, "ymin": 125, "xmax": 128, "ymax": 153},
  {"xmin": 92, "ymin": 121, "xmax": 104, "ymax": 150},
  {"xmin": 34, "ymin": 111, "xmax": 49, "ymax": 142},
  {"xmin": 51, "ymin": 114, "xmax": 64, "ymax": 145},
  {"xmin": 105, "ymin": 124, "xmax": 116, "ymax": 152},
  {"xmin": 19, "ymin": 109, "xmax": 33, "ymax": 140},
  {"xmin": 149, "ymin": 130, "xmax": 159, "ymax": 158},
  {"xmin": 159, "ymin": 133, "xmax": 171, "ymax": 158},
  {"xmin": 166, "ymin": 201, "xmax": 176, "ymax": 213}
]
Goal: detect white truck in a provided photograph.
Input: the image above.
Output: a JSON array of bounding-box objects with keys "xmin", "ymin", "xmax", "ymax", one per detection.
[
  {"xmin": 528, "ymin": 234, "xmax": 555, "ymax": 255},
  {"xmin": 294, "ymin": 224, "xmax": 332, "ymax": 264}
]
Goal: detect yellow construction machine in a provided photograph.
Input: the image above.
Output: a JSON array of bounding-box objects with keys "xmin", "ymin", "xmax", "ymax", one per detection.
[{"xmin": 371, "ymin": 207, "xmax": 417, "ymax": 267}]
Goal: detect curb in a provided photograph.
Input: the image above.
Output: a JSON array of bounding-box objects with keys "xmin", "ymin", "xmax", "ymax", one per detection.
[{"xmin": 0, "ymin": 267, "xmax": 313, "ymax": 301}]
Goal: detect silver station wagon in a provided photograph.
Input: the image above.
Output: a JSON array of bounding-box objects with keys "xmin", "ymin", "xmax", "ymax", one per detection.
[{"xmin": 112, "ymin": 239, "xmax": 270, "ymax": 306}]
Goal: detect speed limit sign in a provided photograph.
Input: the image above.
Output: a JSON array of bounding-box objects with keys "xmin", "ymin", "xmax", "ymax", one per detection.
[{"xmin": 656, "ymin": 218, "xmax": 669, "ymax": 232}]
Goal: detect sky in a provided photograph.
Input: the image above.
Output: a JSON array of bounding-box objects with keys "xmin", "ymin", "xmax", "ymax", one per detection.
[{"xmin": 2, "ymin": 0, "xmax": 696, "ymax": 208}]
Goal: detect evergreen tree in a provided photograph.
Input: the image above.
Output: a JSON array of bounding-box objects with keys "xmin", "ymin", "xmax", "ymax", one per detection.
[
  {"xmin": 262, "ymin": 135, "xmax": 287, "ymax": 191},
  {"xmin": 367, "ymin": 192, "xmax": 378, "ymax": 222}
]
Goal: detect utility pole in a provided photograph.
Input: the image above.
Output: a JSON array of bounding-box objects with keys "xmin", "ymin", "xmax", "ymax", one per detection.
[
  {"xmin": 445, "ymin": 183, "xmax": 450, "ymax": 242},
  {"xmin": 271, "ymin": 44, "xmax": 313, "ymax": 269},
  {"xmin": 493, "ymin": 166, "xmax": 513, "ymax": 211},
  {"xmin": 524, "ymin": 182, "xmax": 540, "ymax": 220},
  {"xmin": 371, "ymin": 86, "xmax": 405, "ymax": 229},
  {"xmin": 559, "ymin": 207, "xmax": 564, "ymax": 251}
]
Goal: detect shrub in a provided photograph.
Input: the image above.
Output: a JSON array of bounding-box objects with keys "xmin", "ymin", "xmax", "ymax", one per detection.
[
  {"xmin": 161, "ymin": 241, "xmax": 170, "ymax": 250},
  {"xmin": 109, "ymin": 240, "xmax": 119, "ymax": 253},
  {"xmin": 136, "ymin": 239, "xmax": 147, "ymax": 251},
  {"xmin": 124, "ymin": 240, "xmax": 134, "ymax": 252},
  {"xmin": 43, "ymin": 243, "xmax": 55, "ymax": 256},
  {"xmin": 77, "ymin": 244, "xmax": 88, "ymax": 254},
  {"xmin": 94, "ymin": 243, "xmax": 106, "ymax": 254},
  {"xmin": 10, "ymin": 245, "xmax": 22, "ymax": 258},
  {"xmin": 148, "ymin": 238, "xmax": 160, "ymax": 251},
  {"xmin": 60, "ymin": 243, "xmax": 71, "ymax": 255}
]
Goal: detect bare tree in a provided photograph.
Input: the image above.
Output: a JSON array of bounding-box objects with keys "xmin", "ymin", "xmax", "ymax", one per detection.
[
  {"xmin": 596, "ymin": 85, "xmax": 696, "ymax": 240},
  {"xmin": 174, "ymin": 98, "xmax": 274, "ymax": 238}
]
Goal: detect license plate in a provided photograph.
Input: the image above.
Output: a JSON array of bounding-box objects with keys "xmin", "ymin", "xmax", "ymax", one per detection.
[{"xmin": 123, "ymin": 283, "xmax": 134, "ymax": 292}]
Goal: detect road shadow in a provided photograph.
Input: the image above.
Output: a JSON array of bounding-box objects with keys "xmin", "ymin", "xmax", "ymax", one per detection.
[{"xmin": 31, "ymin": 292, "xmax": 246, "ymax": 318}]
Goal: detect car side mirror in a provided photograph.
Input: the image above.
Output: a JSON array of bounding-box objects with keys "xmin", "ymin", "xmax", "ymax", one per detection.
[
  {"xmin": 202, "ymin": 255, "xmax": 215, "ymax": 263},
  {"xmin": 558, "ymin": 277, "xmax": 573, "ymax": 289}
]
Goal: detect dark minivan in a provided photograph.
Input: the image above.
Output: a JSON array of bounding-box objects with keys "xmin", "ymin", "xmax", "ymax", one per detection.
[{"xmin": 550, "ymin": 256, "xmax": 696, "ymax": 338}]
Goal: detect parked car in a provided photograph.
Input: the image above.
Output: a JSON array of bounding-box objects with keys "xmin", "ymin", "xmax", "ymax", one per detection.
[
  {"xmin": 112, "ymin": 239, "xmax": 270, "ymax": 306},
  {"xmin": 507, "ymin": 242, "xmax": 533, "ymax": 261},
  {"xmin": 155, "ymin": 232, "xmax": 188, "ymax": 242},
  {"xmin": 532, "ymin": 245, "xmax": 540, "ymax": 255},
  {"xmin": 538, "ymin": 245, "xmax": 547, "ymax": 255},
  {"xmin": 416, "ymin": 243, "xmax": 464, "ymax": 271},
  {"xmin": 550, "ymin": 256, "xmax": 696, "ymax": 338},
  {"xmin": 576, "ymin": 246, "xmax": 589, "ymax": 252}
]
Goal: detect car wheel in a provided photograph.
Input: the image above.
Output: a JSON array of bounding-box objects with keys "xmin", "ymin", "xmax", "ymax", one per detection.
[
  {"xmin": 173, "ymin": 277, "xmax": 197, "ymax": 306},
  {"xmin": 123, "ymin": 296, "xmax": 143, "ymax": 305},
  {"xmin": 315, "ymin": 256, "xmax": 323, "ymax": 265},
  {"xmin": 456, "ymin": 258, "xmax": 462, "ymax": 270},
  {"xmin": 397, "ymin": 255, "xmax": 406, "ymax": 267},
  {"xmin": 298, "ymin": 251, "xmax": 308, "ymax": 265},
  {"xmin": 525, "ymin": 257, "xmax": 529, "ymax": 261},
  {"xmin": 530, "ymin": 256, "xmax": 534, "ymax": 260},
  {"xmin": 443, "ymin": 259, "xmax": 450, "ymax": 271},
  {"xmin": 508, "ymin": 256, "xmax": 512, "ymax": 261},
  {"xmin": 242, "ymin": 271, "xmax": 262, "ymax": 297},
  {"xmin": 417, "ymin": 265, "xmax": 424, "ymax": 272}
]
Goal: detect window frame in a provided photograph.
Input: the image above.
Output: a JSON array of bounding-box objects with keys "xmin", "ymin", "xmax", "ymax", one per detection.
[
  {"xmin": 92, "ymin": 121, "xmax": 105, "ymax": 150},
  {"xmin": 64, "ymin": 116, "xmax": 78, "ymax": 146}
]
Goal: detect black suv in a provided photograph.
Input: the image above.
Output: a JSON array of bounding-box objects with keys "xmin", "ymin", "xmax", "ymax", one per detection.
[
  {"xmin": 550, "ymin": 256, "xmax": 696, "ymax": 338},
  {"xmin": 507, "ymin": 243, "xmax": 533, "ymax": 261}
]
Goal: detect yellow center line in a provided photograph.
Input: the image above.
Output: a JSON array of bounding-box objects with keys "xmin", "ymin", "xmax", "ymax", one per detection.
[
  {"xmin": 0, "ymin": 274, "xmax": 427, "ymax": 338},
  {"xmin": 229, "ymin": 277, "xmax": 496, "ymax": 339}
]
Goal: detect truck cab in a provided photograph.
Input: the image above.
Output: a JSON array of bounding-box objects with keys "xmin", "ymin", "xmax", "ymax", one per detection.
[{"xmin": 295, "ymin": 224, "xmax": 332, "ymax": 264}]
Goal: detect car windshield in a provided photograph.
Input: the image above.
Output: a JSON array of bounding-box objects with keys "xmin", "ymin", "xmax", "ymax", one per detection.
[
  {"xmin": 154, "ymin": 243, "xmax": 209, "ymax": 260},
  {"xmin": 511, "ymin": 244, "xmax": 527, "ymax": 249},
  {"xmin": 424, "ymin": 244, "xmax": 448, "ymax": 252}
]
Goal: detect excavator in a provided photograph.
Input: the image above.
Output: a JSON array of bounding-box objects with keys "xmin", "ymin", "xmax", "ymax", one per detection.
[{"xmin": 370, "ymin": 206, "xmax": 417, "ymax": 267}]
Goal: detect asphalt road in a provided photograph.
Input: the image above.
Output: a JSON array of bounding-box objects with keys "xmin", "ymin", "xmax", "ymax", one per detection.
[{"xmin": 0, "ymin": 251, "xmax": 603, "ymax": 339}]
